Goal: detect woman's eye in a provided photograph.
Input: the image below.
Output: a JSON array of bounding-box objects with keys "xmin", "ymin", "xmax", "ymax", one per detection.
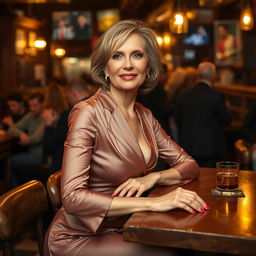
[
  {"xmin": 133, "ymin": 52, "xmax": 143, "ymax": 58},
  {"xmin": 112, "ymin": 54, "xmax": 122, "ymax": 60}
]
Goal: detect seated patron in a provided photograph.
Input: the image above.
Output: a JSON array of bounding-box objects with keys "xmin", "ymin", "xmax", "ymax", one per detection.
[
  {"xmin": 41, "ymin": 83, "xmax": 69, "ymax": 174},
  {"xmin": 8, "ymin": 92, "xmax": 45, "ymax": 185},
  {"xmin": 0, "ymin": 92, "xmax": 27, "ymax": 130},
  {"xmin": 44, "ymin": 19, "xmax": 208, "ymax": 256}
]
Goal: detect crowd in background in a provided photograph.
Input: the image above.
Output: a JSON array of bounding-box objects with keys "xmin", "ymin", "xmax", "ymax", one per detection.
[
  {"xmin": 1, "ymin": 61, "xmax": 256, "ymax": 191},
  {"xmin": 0, "ymin": 76, "xmax": 96, "ymax": 188}
]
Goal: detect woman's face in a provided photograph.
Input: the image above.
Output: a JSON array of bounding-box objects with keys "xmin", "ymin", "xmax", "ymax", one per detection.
[{"xmin": 105, "ymin": 33, "xmax": 149, "ymax": 93}]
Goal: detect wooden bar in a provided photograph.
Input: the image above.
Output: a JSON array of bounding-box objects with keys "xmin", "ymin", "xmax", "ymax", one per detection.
[{"xmin": 123, "ymin": 168, "xmax": 256, "ymax": 255}]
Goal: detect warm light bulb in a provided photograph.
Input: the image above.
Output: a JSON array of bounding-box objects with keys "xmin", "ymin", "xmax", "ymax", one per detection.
[
  {"xmin": 34, "ymin": 38, "xmax": 47, "ymax": 49},
  {"xmin": 169, "ymin": 11, "xmax": 188, "ymax": 34},
  {"xmin": 174, "ymin": 14, "xmax": 184, "ymax": 25},
  {"xmin": 156, "ymin": 36, "xmax": 163, "ymax": 47},
  {"xmin": 54, "ymin": 48, "xmax": 66, "ymax": 57},
  {"xmin": 240, "ymin": 6, "xmax": 254, "ymax": 31},
  {"xmin": 163, "ymin": 33, "xmax": 171, "ymax": 45},
  {"xmin": 243, "ymin": 15, "xmax": 251, "ymax": 25}
]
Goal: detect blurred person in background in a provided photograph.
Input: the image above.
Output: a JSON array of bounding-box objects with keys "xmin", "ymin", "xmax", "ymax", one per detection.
[
  {"xmin": 41, "ymin": 83, "xmax": 69, "ymax": 173},
  {"xmin": 42, "ymin": 78, "xmax": 91, "ymax": 173},
  {"xmin": 65, "ymin": 77, "xmax": 91, "ymax": 107},
  {"xmin": 164, "ymin": 67, "xmax": 187, "ymax": 142},
  {"xmin": 175, "ymin": 62, "xmax": 232, "ymax": 168},
  {"xmin": 184, "ymin": 66, "xmax": 198, "ymax": 90},
  {"xmin": 8, "ymin": 92, "xmax": 45, "ymax": 185},
  {"xmin": 241, "ymin": 103, "xmax": 256, "ymax": 170},
  {"xmin": 0, "ymin": 92, "xmax": 27, "ymax": 130}
]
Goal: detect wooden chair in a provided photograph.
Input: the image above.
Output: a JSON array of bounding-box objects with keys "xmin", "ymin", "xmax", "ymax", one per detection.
[
  {"xmin": 0, "ymin": 180, "xmax": 49, "ymax": 256},
  {"xmin": 46, "ymin": 170, "xmax": 62, "ymax": 214},
  {"xmin": 0, "ymin": 132, "xmax": 13, "ymax": 193},
  {"xmin": 234, "ymin": 138, "xmax": 251, "ymax": 170}
]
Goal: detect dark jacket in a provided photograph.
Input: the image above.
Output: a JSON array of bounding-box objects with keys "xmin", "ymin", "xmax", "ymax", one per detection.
[{"xmin": 175, "ymin": 82, "xmax": 232, "ymax": 157}]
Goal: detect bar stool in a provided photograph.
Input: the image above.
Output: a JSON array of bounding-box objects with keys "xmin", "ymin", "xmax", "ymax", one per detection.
[
  {"xmin": 46, "ymin": 170, "xmax": 61, "ymax": 214},
  {"xmin": 0, "ymin": 180, "xmax": 49, "ymax": 256}
]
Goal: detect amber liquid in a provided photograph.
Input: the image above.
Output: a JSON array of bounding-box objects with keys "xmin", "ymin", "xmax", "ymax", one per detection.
[{"xmin": 216, "ymin": 171, "xmax": 238, "ymax": 190}]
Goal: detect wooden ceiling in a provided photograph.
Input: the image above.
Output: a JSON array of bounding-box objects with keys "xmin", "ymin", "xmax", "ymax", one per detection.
[{"xmin": 0, "ymin": 0, "xmax": 241, "ymax": 23}]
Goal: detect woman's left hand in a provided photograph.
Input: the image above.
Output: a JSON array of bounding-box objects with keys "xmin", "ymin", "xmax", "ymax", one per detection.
[{"xmin": 112, "ymin": 172, "xmax": 160, "ymax": 197}]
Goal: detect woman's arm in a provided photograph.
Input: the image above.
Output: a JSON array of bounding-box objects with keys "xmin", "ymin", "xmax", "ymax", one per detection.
[{"xmin": 108, "ymin": 187, "xmax": 209, "ymax": 216}]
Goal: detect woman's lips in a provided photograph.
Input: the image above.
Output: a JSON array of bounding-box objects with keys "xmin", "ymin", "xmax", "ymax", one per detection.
[{"xmin": 119, "ymin": 73, "xmax": 137, "ymax": 80}]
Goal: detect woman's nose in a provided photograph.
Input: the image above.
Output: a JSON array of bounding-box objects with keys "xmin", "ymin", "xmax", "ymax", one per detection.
[{"xmin": 123, "ymin": 58, "xmax": 133, "ymax": 70}]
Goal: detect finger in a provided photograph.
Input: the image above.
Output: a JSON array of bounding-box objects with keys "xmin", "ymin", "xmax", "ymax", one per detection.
[
  {"xmin": 113, "ymin": 180, "xmax": 130, "ymax": 196},
  {"xmin": 135, "ymin": 186, "xmax": 145, "ymax": 197},
  {"xmin": 181, "ymin": 195, "xmax": 208, "ymax": 212},
  {"xmin": 126, "ymin": 186, "xmax": 139, "ymax": 197},
  {"xmin": 187, "ymin": 192, "xmax": 208, "ymax": 210},
  {"xmin": 176, "ymin": 202, "xmax": 197, "ymax": 213},
  {"xmin": 118, "ymin": 183, "xmax": 134, "ymax": 197}
]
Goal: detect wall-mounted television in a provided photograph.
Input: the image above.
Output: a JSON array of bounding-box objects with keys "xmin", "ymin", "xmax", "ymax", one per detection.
[
  {"xmin": 182, "ymin": 23, "xmax": 213, "ymax": 46},
  {"xmin": 52, "ymin": 11, "xmax": 92, "ymax": 40}
]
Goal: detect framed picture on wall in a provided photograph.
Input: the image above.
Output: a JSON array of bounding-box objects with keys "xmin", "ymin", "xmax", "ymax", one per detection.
[
  {"xmin": 96, "ymin": 9, "xmax": 120, "ymax": 32},
  {"xmin": 214, "ymin": 20, "xmax": 242, "ymax": 66},
  {"xmin": 52, "ymin": 11, "xmax": 92, "ymax": 40}
]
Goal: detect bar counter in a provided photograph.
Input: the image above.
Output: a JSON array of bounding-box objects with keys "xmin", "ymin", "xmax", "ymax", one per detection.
[{"xmin": 123, "ymin": 168, "xmax": 256, "ymax": 255}]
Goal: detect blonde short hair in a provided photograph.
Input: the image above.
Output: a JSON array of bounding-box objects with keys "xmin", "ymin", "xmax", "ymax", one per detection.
[{"xmin": 91, "ymin": 20, "xmax": 162, "ymax": 94}]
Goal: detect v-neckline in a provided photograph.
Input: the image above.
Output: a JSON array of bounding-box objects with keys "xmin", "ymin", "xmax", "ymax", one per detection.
[{"xmin": 119, "ymin": 105, "xmax": 152, "ymax": 166}]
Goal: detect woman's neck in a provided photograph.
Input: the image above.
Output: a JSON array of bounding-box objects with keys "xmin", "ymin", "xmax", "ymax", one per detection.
[{"xmin": 110, "ymin": 86, "xmax": 138, "ymax": 115}]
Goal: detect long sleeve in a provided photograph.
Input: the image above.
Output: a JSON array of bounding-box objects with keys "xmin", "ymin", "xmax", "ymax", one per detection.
[
  {"xmin": 61, "ymin": 101, "xmax": 113, "ymax": 234},
  {"xmin": 8, "ymin": 113, "xmax": 30, "ymax": 138},
  {"xmin": 29, "ymin": 122, "xmax": 45, "ymax": 145}
]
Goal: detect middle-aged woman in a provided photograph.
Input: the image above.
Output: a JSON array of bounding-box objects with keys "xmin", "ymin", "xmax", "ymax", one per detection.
[{"xmin": 44, "ymin": 19, "xmax": 209, "ymax": 256}]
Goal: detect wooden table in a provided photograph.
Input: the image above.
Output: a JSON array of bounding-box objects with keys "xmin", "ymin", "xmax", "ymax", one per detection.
[{"xmin": 123, "ymin": 168, "xmax": 256, "ymax": 255}]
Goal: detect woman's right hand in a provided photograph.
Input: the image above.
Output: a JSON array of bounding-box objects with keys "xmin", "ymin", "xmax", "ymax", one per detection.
[{"xmin": 152, "ymin": 187, "xmax": 209, "ymax": 213}]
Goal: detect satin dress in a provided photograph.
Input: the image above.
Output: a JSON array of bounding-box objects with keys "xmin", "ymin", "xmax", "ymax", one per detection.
[{"xmin": 44, "ymin": 88, "xmax": 200, "ymax": 256}]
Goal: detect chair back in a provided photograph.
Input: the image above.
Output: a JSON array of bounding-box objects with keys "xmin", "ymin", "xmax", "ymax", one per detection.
[
  {"xmin": 234, "ymin": 139, "xmax": 251, "ymax": 170},
  {"xmin": 46, "ymin": 170, "xmax": 62, "ymax": 214},
  {"xmin": 0, "ymin": 180, "xmax": 48, "ymax": 256}
]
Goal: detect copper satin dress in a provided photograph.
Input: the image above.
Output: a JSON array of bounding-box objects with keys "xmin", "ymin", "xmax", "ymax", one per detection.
[{"xmin": 44, "ymin": 88, "xmax": 200, "ymax": 256}]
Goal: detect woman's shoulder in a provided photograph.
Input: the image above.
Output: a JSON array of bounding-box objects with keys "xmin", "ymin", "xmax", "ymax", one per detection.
[{"xmin": 135, "ymin": 102, "xmax": 154, "ymax": 122}]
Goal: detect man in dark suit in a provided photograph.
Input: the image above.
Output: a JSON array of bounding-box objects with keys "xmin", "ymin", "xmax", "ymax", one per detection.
[{"xmin": 175, "ymin": 62, "xmax": 232, "ymax": 168}]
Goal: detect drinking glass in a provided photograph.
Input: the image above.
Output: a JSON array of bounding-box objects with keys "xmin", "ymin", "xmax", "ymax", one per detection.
[{"xmin": 216, "ymin": 161, "xmax": 240, "ymax": 191}]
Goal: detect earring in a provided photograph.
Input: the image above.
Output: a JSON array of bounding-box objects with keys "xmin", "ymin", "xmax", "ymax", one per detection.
[
  {"xmin": 146, "ymin": 73, "xmax": 151, "ymax": 79},
  {"xmin": 105, "ymin": 75, "xmax": 109, "ymax": 82}
]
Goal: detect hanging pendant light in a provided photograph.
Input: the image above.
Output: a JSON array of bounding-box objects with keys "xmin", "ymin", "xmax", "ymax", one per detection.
[
  {"xmin": 169, "ymin": 0, "xmax": 188, "ymax": 34},
  {"xmin": 34, "ymin": 37, "xmax": 47, "ymax": 50},
  {"xmin": 240, "ymin": 0, "xmax": 254, "ymax": 31},
  {"xmin": 54, "ymin": 48, "xmax": 66, "ymax": 57}
]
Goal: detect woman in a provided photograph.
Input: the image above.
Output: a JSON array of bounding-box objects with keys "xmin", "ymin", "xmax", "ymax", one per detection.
[
  {"xmin": 41, "ymin": 82, "xmax": 69, "ymax": 173},
  {"xmin": 44, "ymin": 20, "xmax": 209, "ymax": 256}
]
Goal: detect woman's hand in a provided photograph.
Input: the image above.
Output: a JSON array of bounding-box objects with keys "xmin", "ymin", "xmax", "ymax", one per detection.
[
  {"xmin": 113, "ymin": 172, "xmax": 161, "ymax": 198},
  {"xmin": 152, "ymin": 187, "xmax": 209, "ymax": 213}
]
